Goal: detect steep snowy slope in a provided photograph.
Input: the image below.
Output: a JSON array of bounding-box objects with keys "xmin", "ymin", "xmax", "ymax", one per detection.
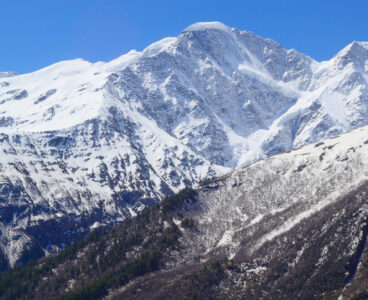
[{"xmin": 0, "ymin": 22, "xmax": 368, "ymax": 267}]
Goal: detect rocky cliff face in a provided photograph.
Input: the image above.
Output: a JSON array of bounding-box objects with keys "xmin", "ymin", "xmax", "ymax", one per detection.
[{"xmin": 0, "ymin": 22, "xmax": 368, "ymax": 267}]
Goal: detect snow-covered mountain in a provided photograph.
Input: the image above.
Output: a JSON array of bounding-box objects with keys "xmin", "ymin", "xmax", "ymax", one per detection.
[{"xmin": 0, "ymin": 21, "xmax": 368, "ymax": 267}]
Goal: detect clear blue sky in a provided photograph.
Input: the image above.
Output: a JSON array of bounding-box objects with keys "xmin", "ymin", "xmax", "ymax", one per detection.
[{"xmin": 1, "ymin": 0, "xmax": 367, "ymax": 74}]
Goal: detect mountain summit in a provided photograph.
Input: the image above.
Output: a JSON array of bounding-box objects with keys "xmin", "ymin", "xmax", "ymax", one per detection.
[{"xmin": 0, "ymin": 22, "xmax": 368, "ymax": 267}]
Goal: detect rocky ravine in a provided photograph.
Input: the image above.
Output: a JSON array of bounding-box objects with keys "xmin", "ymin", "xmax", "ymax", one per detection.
[{"xmin": 0, "ymin": 21, "xmax": 368, "ymax": 267}]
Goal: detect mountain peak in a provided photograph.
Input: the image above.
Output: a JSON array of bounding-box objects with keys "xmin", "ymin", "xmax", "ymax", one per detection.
[
  {"xmin": 183, "ymin": 21, "xmax": 231, "ymax": 33},
  {"xmin": 336, "ymin": 40, "xmax": 368, "ymax": 58},
  {"xmin": 350, "ymin": 41, "xmax": 368, "ymax": 49}
]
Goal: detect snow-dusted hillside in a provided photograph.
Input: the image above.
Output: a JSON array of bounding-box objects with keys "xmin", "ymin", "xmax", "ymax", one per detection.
[
  {"xmin": 3, "ymin": 124, "xmax": 368, "ymax": 299},
  {"xmin": 113, "ymin": 123, "xmax": 368, "ymax": 299},
  {"xmin": 0, "ymin": 21, "xmax": 368, "ymax": 267},
  {"xmin": 183, "ymin": 124, "xmax": 368, "ymax": 263}
]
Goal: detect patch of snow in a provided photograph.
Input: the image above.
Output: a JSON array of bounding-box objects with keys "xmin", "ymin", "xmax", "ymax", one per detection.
[
  {"xmin": 127, "ymin": 206, "xmax": 137, "ymax": 217},
  {"xmin": 217, "ymin": 229, "xmax": 234, "ymax": 247},
  {"xmin": 90, "ymin": 222, "xmax": 104, "ymax": 230}
]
